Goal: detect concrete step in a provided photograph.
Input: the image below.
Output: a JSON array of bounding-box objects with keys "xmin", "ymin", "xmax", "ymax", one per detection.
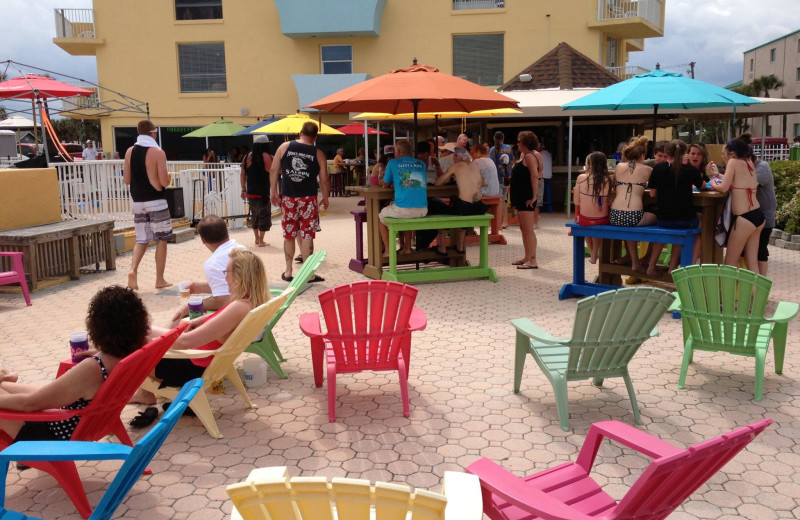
[{"xmin": 169, "ymin": 227, "xmax": 196, "ymax": 244}]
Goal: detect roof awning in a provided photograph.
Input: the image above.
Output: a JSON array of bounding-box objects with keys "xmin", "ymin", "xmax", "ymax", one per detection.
[{"xmin": 292, "ymin": 74, "xmax": 370, "ymax": 113}]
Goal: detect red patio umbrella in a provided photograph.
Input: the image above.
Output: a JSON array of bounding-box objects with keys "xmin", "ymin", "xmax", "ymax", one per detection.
[
  {"xmin": 0, "ymin": 74, "xmax": 94, "ymax": 160},
  {"xmin": 335, "ymin": 123, "xmax": 388, "ymax": 135},
  {"xmin": 307, "ymin": 62, "xmax": 518, "ymax": 142}
]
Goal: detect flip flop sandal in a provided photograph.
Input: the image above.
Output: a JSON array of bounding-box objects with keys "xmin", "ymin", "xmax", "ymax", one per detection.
[
  {"xmin": 281, "ymin": 272, "xmax": 294, "ymax": 282},
  {"xmin": 511, "ymin": 260, "xmax": 526, "ymax": 266},
  {"xmin": 162, "ymin": 402, "xmax": 197, "ymax": 417},
  {"xmin": 295, "ymin": 255, "xmax": 304, "ymax": 264},
  {"xmin": 129, "ymin": 406, "xmax": 159, "ymax": 428},
  {"xmin": 308, "ymin": 275, "xmax": 325, "ymax": 283},
  {"xmin": 516, "ymin": 263, "xmax": 538, "ymax": 270}
]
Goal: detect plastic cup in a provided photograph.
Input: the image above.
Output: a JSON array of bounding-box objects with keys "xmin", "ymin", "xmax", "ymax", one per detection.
[
  {"xmin": 188, "ymin": 296, "xmax": 204, "ymax": 319},
  {"xmin": 209, "ymin": 378, "xmax": 225, "ymax": 394},
  {"xmin": 319, "ymin": 205, "xmax": 327, "ymax": 218},
  {"xmin": 178, "ymin": 281, "xmax": 191, "ymax": 297},
  {"xmin": 69, "ymin": 331, "xmax": 90, "ymax": 363}
]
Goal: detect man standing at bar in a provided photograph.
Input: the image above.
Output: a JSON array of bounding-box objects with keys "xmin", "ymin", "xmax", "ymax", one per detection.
[
  {"xmin": 123, "ymin": 120, "xmax": 172, "ymax": 290},
  {"xmin": 270, "ymin": 121, "xmax": 329, "ymax": 282}
]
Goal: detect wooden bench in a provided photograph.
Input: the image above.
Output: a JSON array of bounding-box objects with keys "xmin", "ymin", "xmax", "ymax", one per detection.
[
  {"xmin": 0, "ymin": 219, "xmax": 116, "ymax": 292},
  {"xmin": 559, "ymin": 222, "xmax": 699, "ymax": 300},
  {"xmin": 383, "ymin": 214, "xmax": 498, "ymax": 283}
]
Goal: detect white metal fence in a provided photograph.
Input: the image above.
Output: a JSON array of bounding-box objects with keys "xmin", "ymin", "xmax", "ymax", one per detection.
[
  {"xmin": 753, "ymin": 145, "xmax": 790, "ymax": 162},
  {"xmin": 54, "ymin": 8, "xmax": 96, "ymax": 38},
  {"xmin": 597, "ymin": 0, "xmax": 662, "ymax": 27},
  {"xmin": 53, "ymin": 160, "xmax": 247, "ymax": 230}
]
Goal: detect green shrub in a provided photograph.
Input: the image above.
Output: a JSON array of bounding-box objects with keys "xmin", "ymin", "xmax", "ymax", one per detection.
[{"xmin": 769, "ymin": 160, "xmax": 800, "ymax": 234}]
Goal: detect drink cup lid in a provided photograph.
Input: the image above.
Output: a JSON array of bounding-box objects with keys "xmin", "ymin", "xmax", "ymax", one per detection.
[
  {"xmin": 188, "ymin": 296, "xmax": 203, "ymax": 304},
  {"xmin": 70, "ymin": 330, "xmax": 88, "ymax": 341},
  {"xmin": 179, "ymin": 280, "xmax": 191, "ymax": 287}
]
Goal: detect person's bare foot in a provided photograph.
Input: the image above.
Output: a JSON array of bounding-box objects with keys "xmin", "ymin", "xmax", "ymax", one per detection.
[
  {"xmin": 589, "ymin": 254, "xmax": 598, "ymax": 264},
  {"xmin": 612, "ymin": 255, "xmax": 631, "ymax": 266},
  {"xmin": 0, "ymin": 364, "xmax": 18, "ymax": 383},
  {"xmin": 501, "ymin": 224, "xmax": 509, "ymax": 229},
  {"xmin": 256, "ymin": 241, "xmax": 269, "ymax": 247},
  {"xmin": 400, "ymin": 248, "xmax": 412, "ymax": 256},
  {"xmin": 634, "ymin": 264, "xmax": 649, "ymax": 275},
  {"xmin": 130, "ymin": 389, "xmax": 157, "ymax": 405},
  {"xmin": 155, "ymin": 280, "xmax": 173, "ymax": 289},
  {"xmin": 127, "ymin": 272, "xmax": 139, "ymax": 291}
]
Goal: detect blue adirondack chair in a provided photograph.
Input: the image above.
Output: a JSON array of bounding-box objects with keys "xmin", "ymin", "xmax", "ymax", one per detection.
[{"xmin": 0, "ymin": 379, "xmax": 203, "ymax": 520}]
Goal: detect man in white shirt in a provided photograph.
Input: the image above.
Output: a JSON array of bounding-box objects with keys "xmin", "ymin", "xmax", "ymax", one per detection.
[
  {"xmin": 538, "ymin": 143, "xmax": 553, "ymax": 215},
  {"xmin": 169, "ymin": 214, "xmax": 243, "ymax": 326},
  {"xmin": 82, "ymin": 140, "xmax": 100, "ymax": 160}
]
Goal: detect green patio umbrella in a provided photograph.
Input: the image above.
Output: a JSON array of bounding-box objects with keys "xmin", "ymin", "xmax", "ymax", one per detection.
[{"xmin": 183, "ymin": 118, "xmax": 247, "ymax": 148}]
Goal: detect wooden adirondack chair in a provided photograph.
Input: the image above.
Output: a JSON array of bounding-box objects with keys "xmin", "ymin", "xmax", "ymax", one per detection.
[
  {"xmin": 513, "ymin": 287, "xmax": 675, "ymax": 431},
  {"xmin": 0, "ymin": 327, "xmax": 181, "ymax": 519},
  {"xmin": 0, "ymin": 251, "xmax": 31, "ymax": 306},
  {"xmin": 299, "ymin": 280, "xmax": 427, "ymax": 422},
  {"xmin": 226, "ymin": 466, "xmax": 483, "ymax": 520},
  {"xmin": 467, "ymin": 418, "xmax": 772, "ymax": 520},
  {"xmin": 0, "ymin": 379, "xmax": 203, "ymax": 520},
  {"xmin": 672, "ymin": 265, "xmax": 799, "ymax": 401},
  {"xmin": 140, "ymin": 289, "xmax": 291, "ymax": 439},
  {"xmin": 246, "ymin": 251, "xmax": 326, "ymax": 379}
]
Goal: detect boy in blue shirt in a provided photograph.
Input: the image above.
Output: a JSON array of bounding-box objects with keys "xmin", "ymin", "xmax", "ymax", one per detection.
[{"xmin": 379, "ymin": 139, "xmax": 428, "ymax": 257}]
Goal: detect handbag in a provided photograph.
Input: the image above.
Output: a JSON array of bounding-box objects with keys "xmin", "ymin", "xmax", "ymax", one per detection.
[{"xmin": 164, "ymin": 187, "xmax": 185, "ymax": 219}]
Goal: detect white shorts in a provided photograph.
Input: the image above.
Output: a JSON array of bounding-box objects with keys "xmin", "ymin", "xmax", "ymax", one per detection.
[
  {"xmin": 379, "ymin": 203, "xmax": 428, "ymax": 223},
  {"xmin": 133, "ymin": 199, "xmax": 173, "ymax": 243}
]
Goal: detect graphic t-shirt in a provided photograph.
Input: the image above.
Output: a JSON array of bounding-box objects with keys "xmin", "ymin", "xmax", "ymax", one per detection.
[
  {"xmin": 384, "ymin": 156, "xmax": 427, "ymax": 208},
  {"xmin": 280, "ymin": 140, "xmax": 320, "ymax": 197}
]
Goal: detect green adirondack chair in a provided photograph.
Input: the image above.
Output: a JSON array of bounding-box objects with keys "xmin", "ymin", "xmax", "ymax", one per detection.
[
  {"xmin": 245, "ymin": 251, "xmax": 327, "ymax": 379},
  {"xmin": 671, "ymin": 264, "xmax": 798, "ymax": 401},
  {"xmin": 513, "ymin": 287, "xmax": 675, "ymax": 431}
]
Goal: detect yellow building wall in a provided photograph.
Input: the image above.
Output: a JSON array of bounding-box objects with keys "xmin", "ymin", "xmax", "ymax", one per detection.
[
  {"xmin": 92, "ymin": 0, "xmax": 641, "ymax": 149},
  {"xmin": 0, "ymin": 168, "xmax": 62, "ymax": 231}
]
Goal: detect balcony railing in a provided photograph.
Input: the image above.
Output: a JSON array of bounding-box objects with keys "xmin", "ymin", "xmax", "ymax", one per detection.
[
  {"xmin": 54, "ymin": 8, "xmax": 96, "ymax": 39},
  {"xmin": 60, "ymin": 84, "xmax": 101, "ymax": 113},
  {"xmin": 606, "ymin": 65, "xmax": 650, "ymax": 79},
  {"xmin": 453, "ymin": 0, "xmax": 505, "ymax": 10},
  {"xmin": 597, "ymin": 0, "xmax": 662, "ymax": 28}
]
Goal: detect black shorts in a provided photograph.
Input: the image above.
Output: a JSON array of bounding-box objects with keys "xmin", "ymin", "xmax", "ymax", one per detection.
[
  {"xmin": 514, "ymin": 201, "xmax": 537, "ymax": 212},
  {"xmin": 758, "ymin": 227, "xmax": 772, "ymax": 262},
  {"xmin": 15, "ymin": 421, "xmax": 58, "ymax": 442},
  {"xmin": 155, "ymin": 358, "xmax": 206, "ymax": 388},
  {"xmin": 248, "ymin": 197, "xmax": 272, "ymax": 232}
]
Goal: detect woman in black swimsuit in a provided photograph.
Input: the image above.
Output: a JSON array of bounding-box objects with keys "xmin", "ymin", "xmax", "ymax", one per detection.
[
  {"xmin": 712, "ymin": 136, "xmax": 765, "ymax": 273},
  {"xmin": 510, "ymin": 131, "xmax": 541, "ymax": 269},
  {"xmin": 0, "ymin": 286, "xmax": 150, "ymax": 442}
]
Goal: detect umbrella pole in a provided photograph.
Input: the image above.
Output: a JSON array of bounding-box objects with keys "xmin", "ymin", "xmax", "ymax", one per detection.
[
  {"xmin": 412, "ymin": 100, "xmax": 420, "ymax": 146},
  {"xmin": 434, "ymin": 115, "xmax": 439, "ymax": 155},
  {"xmin": 363, "ymin": 120, "xmax": 369, "ymax": 179},
  {"xmin": 38, "ymin": 96, "xmax": 50, "ymax": 165},
  {"xmin": 31, "ymin": 98, "xmax": 38, "ymax": 154},
  {"xmin": 567, "ymin": 115, "xmax": 573, "ymax": 219},
  {"xmin": 652, "ymin": 104, "xmax": 659, "ymax": 145}
]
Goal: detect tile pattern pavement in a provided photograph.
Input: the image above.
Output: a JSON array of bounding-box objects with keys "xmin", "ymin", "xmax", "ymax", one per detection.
[{"xmin": 1, "ymin": 197, "xmax": 799, "ymax": 519}]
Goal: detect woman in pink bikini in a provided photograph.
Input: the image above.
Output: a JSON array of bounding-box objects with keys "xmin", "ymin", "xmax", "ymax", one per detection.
[
  {"xmin": 573, "ymin": 152, "xmax": 611, "ymax": 263},
  {"xmin": 713, "ymin": 136, "xmax": 764, "ymax": 273}
]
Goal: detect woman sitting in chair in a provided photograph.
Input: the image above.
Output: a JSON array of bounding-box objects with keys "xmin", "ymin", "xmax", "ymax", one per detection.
[
  {"xmin": 132, "ymin": 249, "xmax": 269, "ymax": 405},
  {"xmin": 0, "ymin": 286, "xmax": 150, "ymax": 441}
]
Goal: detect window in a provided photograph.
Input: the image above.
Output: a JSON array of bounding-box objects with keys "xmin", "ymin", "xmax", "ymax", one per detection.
[
  {"xmin": 452, "ymin": 34, "xmax": 504, "ymax": 86},
  {"xmin": 321, "ymin": 45, "xmax": 353, "ymax": 74},
  {"xmin": 766, "ymin": 124, "xmax": 772, "ymax": 137},
  {"xmin": 178, "ymin": 43, "xmax": 227, "ymax": 92},
  {"xmin": 770, "ymin": 48, "xmax": 776, "ymax": 62},
  {"xmin": 750, "ymin": 59, "xmax": 754, "ymax": 72},
  {"xmin": 606, "ymin": 37, "xmax": 619, "ymax": 68},
  {"xmin": 176, "ymin": 0, "xmax": 222, "ymax": 20},
  {"xmin": 794, "ymin": 123, "xmax": 800, "ymax": 136}
]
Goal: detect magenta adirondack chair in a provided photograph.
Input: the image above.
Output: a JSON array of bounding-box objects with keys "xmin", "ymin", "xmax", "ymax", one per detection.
[
  {"xmin": 299, "ymin": 280, "xmax": 427, "ymax": 422},
  {"xmin": 0, "ymin": 252, "xmax": 31, "ymax": 306},
  {"xmin": 467, "ymin": 418, "xmax": 772, "ymax": 520},
  {"xmin": 0, "ymin": 327, "xmax": 181, "ymax": 519}
]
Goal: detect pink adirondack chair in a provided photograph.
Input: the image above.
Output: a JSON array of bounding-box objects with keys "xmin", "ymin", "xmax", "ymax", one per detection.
[
  {"xmin": 467, "ymin": 418, "xmax": 773, "ymax": 520},
  {"xmin": 0, "ymin": 252, "xmax": 31, "ymax": 306},
  {"xmin": 299, "ymin": 280, "xmax": 426, "ymax": 422},
  {"xmin": 0, "ymin": 327, "xmax": 181, "ymax": 519}
]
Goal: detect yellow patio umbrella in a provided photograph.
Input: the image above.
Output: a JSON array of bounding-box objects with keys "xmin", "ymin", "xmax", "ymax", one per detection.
[
  {"xmin": 252, "ymin": 112, "xmax": 344, "ymax": 136},
  {"xmin": 352, "ymin": 108, "xmax": 522, "ymax": 119}
]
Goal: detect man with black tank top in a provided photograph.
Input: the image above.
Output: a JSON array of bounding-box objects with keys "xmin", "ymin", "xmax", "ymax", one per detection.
[
  {"xmin": 270, "ymin": 121, "xmax": 329, "ymax": 282},
  {"xmin": 123, "ymin": 120, "xmax": 173, "ymax": 291}
]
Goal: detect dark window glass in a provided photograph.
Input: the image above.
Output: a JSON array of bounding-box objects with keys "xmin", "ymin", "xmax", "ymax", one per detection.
[
  {"xmin": 321, "ymin": 45, "xmax": 352, "ymax": 74},
  {"xmin": 453, "ymin": 34, "xmax": 504, "ymax": 86},
  {"xmin": 178, "ymin": 43, "xmax": 227, "ymax": 92},
  {"xmin": 176, "ymin": 0, "xmax": 222, "ymax": 20}
]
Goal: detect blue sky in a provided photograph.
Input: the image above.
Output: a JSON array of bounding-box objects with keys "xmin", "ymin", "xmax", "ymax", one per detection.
[{"xmin": 2, "ymin": 0, "xmax": 800, "ymax": 91}]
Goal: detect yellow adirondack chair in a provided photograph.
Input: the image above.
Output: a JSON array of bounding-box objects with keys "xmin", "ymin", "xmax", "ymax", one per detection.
[
  {"xmin": 140, "ymin": 288, "xmax": 292, "ymax": 438},
  {"xmin": 671, "ymin": 265, "xmax": 798, "ymax": 401},
  {"xmin": 227, "ymin": 466, "xmax": 483, "ymax": 520}
]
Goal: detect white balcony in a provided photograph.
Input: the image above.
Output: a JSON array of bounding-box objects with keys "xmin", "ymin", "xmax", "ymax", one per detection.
[
  {"xmin": 606, "ymin": 65, "xmax": 650, "ymax": 79},
  {"xmin": 53, "ymin": 8, "xmax": 103, "ymax": 56},
  {"xmin": 452, "ymin": 0, "xmax": 505, "ymax": 9},
  {"xmin": 589, "ymin": 0, "xmax": 663, "ymax": 39}
]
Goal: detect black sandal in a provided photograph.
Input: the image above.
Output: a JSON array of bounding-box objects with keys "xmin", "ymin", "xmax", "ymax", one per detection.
[
  {"xmin": 308, "ymin": 275, "xmax": 325, "ymax": 283},
  {"xmin": 129, "ymin": 406, "xmax": 159, "ymax": 428},
  {"xmin": 162, "ymin": 402, "xmax": 196, "ymax": 417}
]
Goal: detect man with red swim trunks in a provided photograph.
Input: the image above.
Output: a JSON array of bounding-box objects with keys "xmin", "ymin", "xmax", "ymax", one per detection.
[{"xmin": 270, "ymin": 121, "xmax": 329, "ymax": 282}]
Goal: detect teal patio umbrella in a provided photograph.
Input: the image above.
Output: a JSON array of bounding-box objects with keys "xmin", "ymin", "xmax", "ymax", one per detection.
[{"xmin": 559, "ymin": 66, "xmax": 763, "ymax": 216}]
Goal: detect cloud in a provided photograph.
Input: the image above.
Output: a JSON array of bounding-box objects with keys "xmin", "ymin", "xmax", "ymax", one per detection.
[{"xmin": 628, "ymin": 0, "xmax": 800, "ymax": 86}]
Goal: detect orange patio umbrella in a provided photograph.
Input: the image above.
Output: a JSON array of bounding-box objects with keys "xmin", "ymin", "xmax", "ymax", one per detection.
[{"xmin": 306, "ymin": 61, "xmax": 519, "ymax": 143}]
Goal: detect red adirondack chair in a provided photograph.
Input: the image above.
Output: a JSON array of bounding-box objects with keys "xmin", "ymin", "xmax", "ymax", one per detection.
[
  {"xmin": 299, "ymin": 280, "xmax": 427, "ymax": 422},
  {"xmin": 0, "ymin": 327, "xmax": 181, "ymax": 519},
  {"xmin": 467, "ymin": 418, "xmax": 773, "ymax": 520},
  {"xmin": 0, "ymin": 252, "xmax": 31, "ymax": 306}
]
